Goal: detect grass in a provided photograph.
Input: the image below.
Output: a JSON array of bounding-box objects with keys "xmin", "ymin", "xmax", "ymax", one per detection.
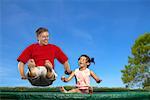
[{"xmin": 0, "ymin": 87, "xmax": 150, "ymax": 100}]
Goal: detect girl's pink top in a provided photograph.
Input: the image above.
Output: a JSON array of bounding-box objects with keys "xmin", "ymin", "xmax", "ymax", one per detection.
[{"xmin": 74, "ymin": 68, "xmax": 90, "ymax": 89}]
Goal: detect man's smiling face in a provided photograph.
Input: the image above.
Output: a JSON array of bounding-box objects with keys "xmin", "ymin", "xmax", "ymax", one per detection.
[{"xmin": 38, "ymin": 32, "xmax": 49, "ymax": 45}]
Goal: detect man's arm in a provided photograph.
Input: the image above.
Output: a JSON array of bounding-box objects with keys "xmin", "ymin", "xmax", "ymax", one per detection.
[
  {"xmin": 61, "ymin": 71, "xmax": 75, "ymax": 82},
  {"xmin": 18, "ymin": 61, "xmax": 27, "ymax": 80},
  {"xmin": 90, "ymin": 70, "xmax": 102, "ymax": 83},
  {"xmin": 63, "ymin": 60, "xmax": 72, "ymax": 75}
]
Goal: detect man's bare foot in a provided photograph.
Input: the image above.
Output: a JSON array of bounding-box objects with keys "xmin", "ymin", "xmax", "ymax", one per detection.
[
  {"xmin": 59, "ymin": 86, "xmax": 67, "ymax": 93},
  {"xmin": 45, "ymin": 60, "xmax": 53, "ymax": 70}
]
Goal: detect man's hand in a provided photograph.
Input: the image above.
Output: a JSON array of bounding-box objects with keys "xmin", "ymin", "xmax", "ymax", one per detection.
[
  {"xmin": 21, "ymin": 75, "xmax": 27, "ymax": 80},
  {"xmin": 63, "ymin": 61, "xmax": 72, "ymax": 75},
  {"xmin": 65, "ymin": 70, "xmax": 72, "ymax": 75}
]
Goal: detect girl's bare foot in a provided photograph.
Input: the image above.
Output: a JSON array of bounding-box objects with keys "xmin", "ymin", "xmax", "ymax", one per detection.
[
  {"xmin": 89, "ymin": 87, "xmax": 93, "ymax": 94},
  {"xmin": 59, "ymin": 86, "xmax": 67, "ymax": 93}
]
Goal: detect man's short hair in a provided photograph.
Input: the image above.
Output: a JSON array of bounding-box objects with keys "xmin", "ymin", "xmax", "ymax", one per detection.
[{"xmin": 35, "ymin": 27, "xmax": 48, "ymax": 37}]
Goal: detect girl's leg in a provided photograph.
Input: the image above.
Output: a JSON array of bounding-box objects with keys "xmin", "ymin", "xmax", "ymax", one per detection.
[
  {"xmin": 60, "ymin": 87, "xmax": 81, "ymax": 93},
  {"xmin": 67, "ymin": 88, "xmax": 81, "ymax": 93},
  {"xmin": 60, "ymin": 86, "xmax": 68, "ymax": 93}
]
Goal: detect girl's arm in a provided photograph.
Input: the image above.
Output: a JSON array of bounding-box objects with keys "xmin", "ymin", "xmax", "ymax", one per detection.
[
  {"xmin": 61, "ymin": 71, "xmax": 75, "ymax": 82},
  {"xmin": 90, "ymin": 70, "xmax": 102, "ymax": 83}
]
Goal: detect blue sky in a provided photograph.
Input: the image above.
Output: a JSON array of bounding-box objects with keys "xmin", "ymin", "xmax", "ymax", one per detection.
[{"xmin": 0, "ymin": 0, "xmax": 150, "ymax": 87}]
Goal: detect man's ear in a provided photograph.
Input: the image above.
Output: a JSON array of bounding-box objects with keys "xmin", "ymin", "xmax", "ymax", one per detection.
[{"xmin": 37, "ymin": 35, "xmax": 40, "ymax": 41}]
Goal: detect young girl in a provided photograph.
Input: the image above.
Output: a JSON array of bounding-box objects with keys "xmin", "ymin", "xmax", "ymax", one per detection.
[{"xmin": 60, "ymin": 54, "xmax": 102, "ymax": 94}]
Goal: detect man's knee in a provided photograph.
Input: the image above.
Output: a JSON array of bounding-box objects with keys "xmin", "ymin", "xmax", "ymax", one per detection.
[
  {"xmin": 28, "ymin": 68, "xmax": 37, "ymax": 77},
  {"xmin": 28, "ymin": 59, "xmax": 36, "ymax": 67}
]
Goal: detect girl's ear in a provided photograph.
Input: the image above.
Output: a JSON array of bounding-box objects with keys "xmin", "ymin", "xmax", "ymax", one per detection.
[{"xmin": 87, "ymin": 62, "xmax": 90, "ymax": 66}]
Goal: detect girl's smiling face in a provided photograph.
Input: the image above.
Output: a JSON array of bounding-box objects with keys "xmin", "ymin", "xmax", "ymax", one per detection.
[{"xmin": 78, "ymin": 56, "xmax": 90, "ymax": 68}]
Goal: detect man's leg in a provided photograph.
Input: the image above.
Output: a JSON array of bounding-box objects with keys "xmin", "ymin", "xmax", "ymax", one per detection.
[
  {"xmin": 27, "ymin": 59, "xmax": 37, "ymax": 78},
  {"xmin": 45, "ymin": 60, "xmax": 54, "ymax": 79}
]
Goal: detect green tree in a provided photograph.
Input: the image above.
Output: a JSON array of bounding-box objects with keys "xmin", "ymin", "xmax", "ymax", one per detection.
[{"xmin": 121, "ymin": 33, "xmax": 150, "ymax": 88}]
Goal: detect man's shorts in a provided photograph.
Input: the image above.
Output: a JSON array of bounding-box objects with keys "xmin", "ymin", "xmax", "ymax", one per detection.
[{"xmin": 26, "ymin": 66, "xmax": 57, "ymax": 86}]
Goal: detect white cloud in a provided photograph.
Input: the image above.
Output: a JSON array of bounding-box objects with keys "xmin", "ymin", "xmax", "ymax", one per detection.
[{"xmin": 71, "ymin": 28, "xmax": 94, "ymax": 45}]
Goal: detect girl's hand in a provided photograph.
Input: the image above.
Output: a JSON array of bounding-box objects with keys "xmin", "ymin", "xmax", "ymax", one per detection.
[
  {"xmin": 97, "ymin": 79, "xmax": 102, "ymax": 83},
  {"xmin": 61, "ymin": 76, "xmax": 66, "ymax": 82}
]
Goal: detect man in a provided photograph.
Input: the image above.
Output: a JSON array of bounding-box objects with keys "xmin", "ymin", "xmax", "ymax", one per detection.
[{"xmin": 17, "ymin": 27, "xmax": 72, "ymax": 86}]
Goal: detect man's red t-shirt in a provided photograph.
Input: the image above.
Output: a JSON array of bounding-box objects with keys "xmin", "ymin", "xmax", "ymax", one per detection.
[{"xmin": 17, "ymin": 43, "xmax": 68, "ymax": 68}]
